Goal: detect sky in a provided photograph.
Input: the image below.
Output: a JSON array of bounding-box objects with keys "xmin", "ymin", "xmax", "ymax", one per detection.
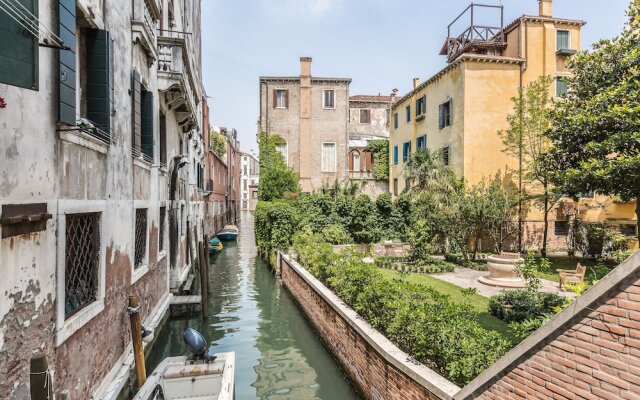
[{"xmin": 200, "ymin": 0, "xmax": 630, "ymax": 154}]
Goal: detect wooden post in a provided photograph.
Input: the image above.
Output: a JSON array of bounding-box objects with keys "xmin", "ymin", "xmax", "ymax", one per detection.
[
  {"xmin": 203, "ymin": 234, "xmax": 211, "ymax": 293},
  {"xmin": 128, "ymin": 295, "xmax": 146, "ymax": 388},
  {"xmin": 30, "ymin": 352, "xmax": 53, "ymax": 400},
  {"xmin": 198, "ymin": 239, "xmax": 208, "ymax": 318}
]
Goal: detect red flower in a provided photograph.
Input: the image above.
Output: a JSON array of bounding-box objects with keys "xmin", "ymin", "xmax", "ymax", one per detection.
[{"xmin": 0, "ymin": 97, "xmax": 6, "ymax": 109}]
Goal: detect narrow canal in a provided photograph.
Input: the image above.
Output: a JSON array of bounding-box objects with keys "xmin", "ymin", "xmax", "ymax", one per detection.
[{"xmin": 147, "ymin": 212, "xmax": 360, "ymax": 399}]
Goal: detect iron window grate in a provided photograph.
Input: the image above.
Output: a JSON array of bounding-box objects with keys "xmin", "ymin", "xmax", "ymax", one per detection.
[
  {"xmin": 135, "ymin": 208, "xmax": 147, "ymax": 268},
  {"xmin": 65, "ymin": 213, "xmax": 100, "ymax": 319}
]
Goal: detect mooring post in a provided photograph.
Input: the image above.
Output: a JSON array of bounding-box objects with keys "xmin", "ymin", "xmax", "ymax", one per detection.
[
  {"xmin": 198, "ymin": 239, "xmax": 209, "ymax": 318},
  {"xmin": 30, "ymin": 352, "xmax": 53, "ymax": 400},
  {"xmin": 203, "ymin": 234, "xmax": 211, "ymax": 293},
  {"xmin": 128, "ymin": 295, "xmax": 146, "ymax": 388}
]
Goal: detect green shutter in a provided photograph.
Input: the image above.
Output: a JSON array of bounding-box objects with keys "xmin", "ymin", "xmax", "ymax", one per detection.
[
  {"xmin": 141, "ymin": 90, "xmax": 154, "ymax": 160},
  {"xmin": 131, "ymin": 69, "xmax": 141, "ymax": 152},
  {"xmin": 86, "ymin": 29, "xmax": 111, "ymax": 135},
  {"xmin": 0, "ymin": 0, "xmax": 38, "ymax": 89},
  {"xmin": 448, "ymin": 99, "xmax": 453, "ymax": 126},
  {"xmin": 438, "ymin": 104, "xmax": 444, "ymax": 128},
  {"xmin": 58, "ymin": 0, "xmax": 76, "ymax": 123}
]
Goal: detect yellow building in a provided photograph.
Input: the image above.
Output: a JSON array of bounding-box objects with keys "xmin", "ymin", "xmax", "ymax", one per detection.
[{"xmin": 389, "ymin": 0, "xmax": 638, "ymax": 250}]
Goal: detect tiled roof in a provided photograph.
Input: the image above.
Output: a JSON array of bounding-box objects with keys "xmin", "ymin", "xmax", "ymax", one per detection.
[{"xmin": 349, "ymin": 95, "xmax": 393, "ymax": 102}]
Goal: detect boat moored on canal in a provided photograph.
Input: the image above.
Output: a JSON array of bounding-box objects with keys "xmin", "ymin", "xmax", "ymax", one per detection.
[{"xmin": 216, "ymin": 225, "xmax": 239, "ymax": 241}]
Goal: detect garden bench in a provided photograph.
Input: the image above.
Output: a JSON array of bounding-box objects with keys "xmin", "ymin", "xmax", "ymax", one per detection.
[{"xmin": 557, "ymin": 264, "xmax": 587, "ymax": 289}]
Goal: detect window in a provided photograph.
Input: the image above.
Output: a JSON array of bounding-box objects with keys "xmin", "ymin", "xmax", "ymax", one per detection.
[
  {"xmin": 134, "ymin": 208, "xmax": 147, "ymax": 268},
  {"xmin": 393, "ymin": 145, "xmax": 399, "ymax": 165},
  {"xmin": 323, "ymin": 90, "xmax": 335, "ymax": 109},
  {"xmin": 275, "ymin": 143, "xmax": 288, "ymax": 165},
  {"xmin": 359, "ymin": 109, "xmax": 371, "ymax": 124},
  {"xmin": 321, "ymin": 143, "xmax": 337, "ymax": 172},
  {"xmin": 405, "ymin": 105, "xmax": 411, "ymax": 123},
  {"xmin": 439, "ymin": 100, "xmax": 452, "ymax": 128},
  {"xmin": 242, "ymin": 201, "xmax": 248, "ymax": 209},
  {"xmin": 442, "ymin": 146, "xmax": 450, "ymax": 165},
  {"xmin": 403, "ymin": 142, "xmax": 411, "ymax": 163},
  {"xmin": 132, "ymin": 69, "xmax": 153, "ymax": 161},
  {"xmin": 243, "ymin": 165, "xmax": 247, "ymax": 175},
  {"xmin": 252, "ymin": 191, "xmax": 258, "ymax": 199},
  {"xmin": 556, "ymin": 77, "xmax": 568, "ymax": 97},
  {"xmin": 0, "ymin": 0, "xmax": 38, "ymax": 89},
  {"xmin": 64, "ymin": 213, "xmax": 100, "ymax": 318},
  {"xmin": 416, "ymin": 95, "xmax": 426, "ymax": 117},
  {"xmin": 554, "ymin": 221, "xmax": 569, "ymax": 236},
  {"xmin": 557, "ymin": 30, "xmax": 570, "ymax": 51},
  {"xmin": 160, "ymin": 112, "xmax": 167, "ymax": 166},
  {"xmin": 243, "ymin": 179, "xmax": 248, "ymax": 190},
  {"xmin": 349, "ymin": 150, "xmax": 361, "ymax": 171},
  {"xmin": 386, "ymin": 109, "xmax": 390, "ymax": 126},
  {"xmin": 620, "ymin": 224, "xmax": 637, "ymax": 237},
  {"xmin": 243, "ymin": 192, "xmax": 247, "ymax": 199},
  {"xmin": 393, "ymin": 178, "xmax": 398, "ymax": 196},
  {"xmin": 159, "ymin": 206, "xmax": 166, "ymax": 252},
  {"xmin": 393, "ymin": 112, "xmax": 398, "ymax": 129},
  {"xmin": 274, "ymin": 89, "xmax": 288, "ymax": 108},
  {"xmin": 417, "ymin": 135, "xmax": 427, "ymax": 151}
]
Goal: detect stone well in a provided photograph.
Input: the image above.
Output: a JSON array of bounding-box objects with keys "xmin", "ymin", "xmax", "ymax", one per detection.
[{"xmin": 478, "ymin": 253, "xmax": 526, "ymax": 288}]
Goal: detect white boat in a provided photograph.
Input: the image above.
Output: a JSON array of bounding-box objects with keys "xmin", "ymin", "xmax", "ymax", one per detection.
[{"xmin": 133, "ymin": 352, "xmax": 235, "ymax": 400}]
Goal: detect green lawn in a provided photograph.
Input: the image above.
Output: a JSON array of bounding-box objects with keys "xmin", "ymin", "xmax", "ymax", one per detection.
[
  {"xmin": 531, "ymin": 256, "xmax": 616, "ymax": 283},
  {"xmin": 377, "ymin": 269, "xmax": 516, "ymax": 343}
]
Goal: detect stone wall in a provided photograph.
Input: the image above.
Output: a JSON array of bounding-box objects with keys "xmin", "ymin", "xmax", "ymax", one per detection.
[
  {"xmin": 456, "ymin": 251, "xmax": 640, "ymax": 400},
  {"xmin": 279, "ymin": 254, "xmax": 459, "ymax": 400}
]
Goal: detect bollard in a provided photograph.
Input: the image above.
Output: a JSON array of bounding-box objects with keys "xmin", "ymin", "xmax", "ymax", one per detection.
[
  {"xmin": 30, "ymin": 352, "xmax": 53, "ymax": 400},
  {"xmin": 198, "ymin": 240, "xmax": 209, "ymax": 318},
  {"xmin": 128, "ymin": 295, "xmax": 146, "ymax": 388}
]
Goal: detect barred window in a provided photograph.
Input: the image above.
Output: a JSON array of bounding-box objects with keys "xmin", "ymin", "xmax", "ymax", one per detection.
[
  {"xmin": 159, "ymin": 206, "xmax": 166, "ymax": 252},
  {"xmin": 134, "ymin": 208, "xmax": 147, "ymax": 268},
  {"xmin": 554, "ymin": 221, "xmax": 569, "ymax": 236},
  {"xmin": 65, "ymin": 213, "xmax": 100, "ymax": 319}
]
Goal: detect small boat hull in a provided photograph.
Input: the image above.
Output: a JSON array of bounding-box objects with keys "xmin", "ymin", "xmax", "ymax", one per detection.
[
  {"xmin": 133, "ymin": 352, "xmax": 235, "ymax": 400},
  {"xmin": 216, "ymin": 225, "xmax": 239, "ymax": 241}
]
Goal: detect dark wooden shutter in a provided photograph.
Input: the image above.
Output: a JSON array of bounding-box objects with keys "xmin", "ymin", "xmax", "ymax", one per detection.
[
  {"xmin": 141, "ymin": 90, "xmax": 154, "ymax": 160},
  {"xmin": 0, "ymin": 0, "xmax": 38, "ymax": 89},
  {"xmin": 448, "ymin": 99, "xmax": 453, "ymax": 126},
  {"xmin": 86, "ymin": 29, "xmax": 111, "ymax": 135},
  {"xmin": 131, "ymin": 69, "xmax": 142, "ymax": 152},
  {"xmin": 272, "ymin": 89, "xmax": 276, "ymax": 109},
  {"xmin": 58, "ymin": 0, "xmax": 76, "ymax": 124},
  {"xmin": 438, "ymin": 104, "xmax": 444, "ymax": 129},
  {"xmin": 285, "ymin": 90, "xmax": 289, "ymax": 109},
  {"xmin": 159, "ymin": 112, "xmax": 167, "ymax": 164}
]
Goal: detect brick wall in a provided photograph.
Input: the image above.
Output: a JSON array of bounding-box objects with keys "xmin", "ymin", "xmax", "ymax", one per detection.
[
  {"xmin": 457, "ymin": 251, "xmax": 640, "ymax": 400},
  {"xmin": 279, "ymin": 254, "xmax": 459, "ymax": 400}
]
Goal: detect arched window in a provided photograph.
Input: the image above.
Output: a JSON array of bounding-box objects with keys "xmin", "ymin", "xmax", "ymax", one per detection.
[{"xmin": 349, "ymin": 150, "xmax": 360, "ymax": 171}]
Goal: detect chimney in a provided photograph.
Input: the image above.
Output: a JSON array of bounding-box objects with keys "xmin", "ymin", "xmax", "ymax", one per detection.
[
  {"xmin": 539, "ymin": 0, "xmax": 552, "ymax": 17},
  {"xmin": 300, "ymin": 57, "xmax": 312, "ymax": 77},
  {"xmin": 390, "ymin": 88, "xmax": 398, "ymax": 104},
  {"xmin": 412, "ymin": 78, "xmax": 421, "ymax": 89}
]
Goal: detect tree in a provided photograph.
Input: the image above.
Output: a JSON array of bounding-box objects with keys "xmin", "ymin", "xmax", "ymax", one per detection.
[
  {"xmin": 367, "ymin": 140, "xmax": 390, "ymax": 181},
  {"xmin": 209, "ymin": 129, "xmax": 227, "ymax": 158},
  {"xmin": 544, "ymin": 0, "xmax": 640, "ymax": 243},
  {"xmin": 499, "ymin": 76, "xmax": 560, "ymax": 256},
  {"xmin": 403, "ymin": 148, "xmax": 457, "ymax": 202},
  {"xmin": 257, "ymin": 132, "xmax": 300, "ymax": 201}
]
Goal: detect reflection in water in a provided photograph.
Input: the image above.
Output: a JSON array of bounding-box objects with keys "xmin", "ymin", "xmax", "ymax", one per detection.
[{"xmin": 147, "ymin": 212, "xmax": 359, "ymax": 400}]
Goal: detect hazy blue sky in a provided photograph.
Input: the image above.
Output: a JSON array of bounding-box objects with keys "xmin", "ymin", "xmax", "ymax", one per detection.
[{"xmin": 201, "ymin": 0, "xmax": 630, "ymax": 153}]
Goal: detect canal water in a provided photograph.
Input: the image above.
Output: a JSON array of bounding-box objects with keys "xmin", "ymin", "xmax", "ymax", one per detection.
[{"xmin": 147, "ymin": 212, "xmax": 360, "ymax": 399}]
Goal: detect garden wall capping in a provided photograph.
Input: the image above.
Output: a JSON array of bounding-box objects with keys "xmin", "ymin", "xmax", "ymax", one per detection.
[
  {"xmin": 280, "ymin": 253, "xmax": 460, "ymax": 399},
  {"xmin": 455, "ymin": 250, "xmax": 640, "ymax": 399}
]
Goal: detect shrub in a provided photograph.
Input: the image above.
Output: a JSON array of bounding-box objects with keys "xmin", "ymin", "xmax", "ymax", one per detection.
[
  {"xmin": 254, "ymin": 201, "xmax": 299, "ymax": 258},
  {"xmin": 295, "ymin": 234, "xmax": 511, "ymax": 385},
  {"xmin": 488, "ymin": 290, "xmax": 565, "ymax": 323},
  {"xmin": 320, "ymin": 223, "xmax": 352, "ymax": 245},
  {"xmin": 444, "ymin": 253, "xmax": 487, "ymax": 271},
  {"xmin": 612, "ymin": 249, "xmax": 634, "ymax": 264}
]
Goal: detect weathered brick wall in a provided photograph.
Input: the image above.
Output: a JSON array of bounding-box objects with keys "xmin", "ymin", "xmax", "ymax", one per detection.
[
  {"xmin": 280, "ymin": 255, "xmax": 458, "ymax": 400},
  {"xmin": 462, "ymin": 255, "xmax": 640, "ymax": 400}
]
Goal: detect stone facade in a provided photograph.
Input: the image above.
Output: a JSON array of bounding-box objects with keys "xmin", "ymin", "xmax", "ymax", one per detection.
[
  {"xmin": 0, "ymin": 0, "xmax": 208, "ymax": 398},
  {"xmin": 259, "ymin": 58, "xmax": 351, "ymax": 192},
  {"xmin": 240, "ymin": 151, "xmax": 259, "ymax": 211}
]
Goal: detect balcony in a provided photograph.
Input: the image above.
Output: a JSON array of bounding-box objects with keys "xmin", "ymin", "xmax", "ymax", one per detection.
[
  {"xmin": 131, "ymin": 0, "xmax": 161, "ymax": 65},
  {"xmin": 157, "ymin": 30, "xmax": 199, "ymax": 133},
  {"xmin": 349, "ymin": 170, "xmax": 375, "ymax": 180}
]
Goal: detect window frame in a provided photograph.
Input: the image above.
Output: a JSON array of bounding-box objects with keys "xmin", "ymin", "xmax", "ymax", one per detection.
[
  {"xmin": 359, "ymin": 109, "xmax": 371, "ymax": 124},
  {"xmin": 417, "ymin": 135, "xmax": 427, "ymax": 151},
  {"xmin": 323, "ymin": 89, "xmax": 336, "ymax": 109},
  {"xmin": 402, "ymin": 141, "xmax": 411, "ymax": 163},
  {"xmin": 405, "ymin": 105, "xmax": 411, "ymax": 123},
  {"xmin": 393, "ymin": 145, "xmax": 399, "ymax": 165},
  {"xmin": 556, "ymin": 76, "xmax": 568, "ymax": 98},
  {"xmin": 556, "ymin": 29, "xmax": 571, "ymax": 51},
  {"xmin": 393, "ymin": 112, "xmax": 398, "ymax": 129},
  {"xmin": 275, "ymin": 142, "xmax": 288, "ymax": 166},
  {"xmin": 55, "ymin": 200, "xmax": 107, "ymax": 347},
  {"xmin": 554, "ymin": 220, "xmax": 569, "ymax": 236},
  {"xmin": 132, "ymin": 201, "xmax": 151, "ymax": 284},
  {"xmin": 275, "ymin": 89, "xmax": 288, "ymax": 109},
  {"xmin": 416, "ymin": 95, "xmax": 426, "ymax": 117},
  {"xmin": 442, "ymin": 145, "xmax": 450, "ymax": 165},
  {"xmin": 321, "ymin": 142, "xmax": 337, "ymax": 172}
]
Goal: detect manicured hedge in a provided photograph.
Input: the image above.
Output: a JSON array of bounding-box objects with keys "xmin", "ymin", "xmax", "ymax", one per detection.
[{"xmin": 488, "ymin": 290, "xmax": 565, "ymax": 323}]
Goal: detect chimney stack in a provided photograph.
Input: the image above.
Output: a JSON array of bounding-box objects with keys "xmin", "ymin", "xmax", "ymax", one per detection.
[
  {"xmin": 300, "ymin": 57, "xmax": 312, "ymax": 77},
  {"xmin": 539, "ymin": 0, "xmax": 552, "ymax": 17},
  {"xmin": 412, "ymin": 78, "xmax": 421, "ymax": 89}
]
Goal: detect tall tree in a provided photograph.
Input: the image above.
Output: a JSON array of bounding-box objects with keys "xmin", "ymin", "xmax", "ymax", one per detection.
[
  {"xmin": 499, "ymin": 76, "xmax": 559, "ymax": 256},
  {"xmin": 403, "ymin": 148, "xmax": 457, "ymax": 202},
  {"xmin": 257, "ymin": 132, "xmax": 300, "ymax": 201},
  {"xmin": 545, "ymin": 0, "xmax": 640, "ymax": 243}
]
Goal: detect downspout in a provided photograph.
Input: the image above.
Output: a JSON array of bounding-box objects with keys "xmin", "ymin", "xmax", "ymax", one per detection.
[{"xmin": 517, "ymin": 18, "xmax": 527, "ymax": 252}]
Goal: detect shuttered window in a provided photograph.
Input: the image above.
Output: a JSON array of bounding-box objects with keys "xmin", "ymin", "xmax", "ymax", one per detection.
[
  {"xmin": 557, "ymin": 30, "xmax": 570, "ymax": 51},
  {"xmin": 131, "ymin": 69, "xmax": 142, "ymax": 155},
  {"xmin": 393, "ymin": 145, "xmax": 398, "ymax": 165},
  {"xmin": 417, "ymin": 135, "xmax": 427, "ymax": 151},
  {"xmin": 323, "ymin": 90, "xmax": 335, "ymax": 109},
  {"xmin": 58, "ymin": 0, "xmax": 76, "ymax": 124},
  {"xmin": 403, "ymin": 142, "xmax": 411, "ymax": 163},
  {"xmin": 442, "ymin": 146, "xmax": 450, "ymax": 165},
  {"xmin": 439, "ymin": 99, "xmax": 452, "ymax": 129},
  {"xmin": 405, "ymin": 105, "xmax": 411, "ymax": 123},
  {"xmin": 0, "ymin": 0, "xmax": 38, "ymax": 89},
  {"xmin": 141, "ymin": 90, "xmax": 154, "ymax": 161},
  {"xmin": 416, "ymin": 95, "xmax": 426, "ymax": 116},
  {"xmin": 275, "ymin": 143, "xmax": 288, "ymax": 165},
  {"xmin": 359, "ymin": 109, "xmax": 370, "ymax": 124},
  {"xmin": 321, "ymin": 143, "xmax": 336, "ymax": 172},
  {"xmin": 393, "ymin": 112, "xmax": 398, "ymax": 129},
  {"xmin": 556, "ymin": 77, "xmax": 568, "ymax": 98},
  {"xmin": 85, "ymin": 29, "xmax": 112, "ymax": 136},
  {"xmin": 274, "ymin": 89, "xmax": 288, "ymax": 108},
  {"xmin": 160, "ymin": 112, "xmax": 167, "ymax": 165}
]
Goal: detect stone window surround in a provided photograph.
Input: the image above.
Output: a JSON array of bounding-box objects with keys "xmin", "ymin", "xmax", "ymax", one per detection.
[
  {"xmin": 322, "ymin": 89, "xmax": 336, "ymax": 109},
  {"xmin": 55, "ymin": 199, "xmax": 107, "ymax": 347},
  {"xmin": 131, "ymin": 200, "xmax": 151, "ymax": 285},
  {"xmin": 274, "ymin": 89, "xmax": 288, "ymax": 109},
  {"xmin": 556, "ymin": 28, "xmax": 571, "ymax": 51},
  {"xmin": 321, "ymin": 142, "xmax": 337, "ymax": 172},
  {"xmin": 555, "ymin": 74, "xmax": 570, "ymax": 98}
]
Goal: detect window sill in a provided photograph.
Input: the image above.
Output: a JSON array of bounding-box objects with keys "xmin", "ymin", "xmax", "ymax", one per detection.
[
  {"xmin": 133, "ymin": 157, "xmax": 152, "ymax": 171},
  {"xmin": 416, "ymin": 114, "xmax": 426, "ymax": 122},
  {"xmin": 56, "ymin": 300, "xmax": 105, "ymax": 347},
  {"xmin": 59, "ymin": 129, "xmax": 109, "ymax": 155},
  {"xmin": 132, "ymin": 264, "xmax": 150, "ymax": 285}
]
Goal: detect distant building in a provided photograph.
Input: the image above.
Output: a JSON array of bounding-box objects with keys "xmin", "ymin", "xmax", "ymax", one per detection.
[
  {"xmin": 241, "ymin": 151, "xmax": 260, "ymax": 211},
  {"xmin": 259, "ymin": 58, "xmax": 351, "ymax": 193}
]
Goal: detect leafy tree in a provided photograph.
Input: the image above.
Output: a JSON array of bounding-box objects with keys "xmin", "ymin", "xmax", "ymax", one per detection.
[
  {"xmin": 209, "ymin": 129, "xmax": 227, "ymax": 158},
  {"xmin": 367, "ymin": 139, "xmax": 390, "ymax": 181},
  {"xmin": 403, "ymin": 148, "xmax": 457, "ymax": 202},
  {"xmin": 257, "ymin": 132, "xmax": 300, "ymax": 201},
  {"xmin": 499, "ymin": 76, "xmax": 559, "ymax": 256},
  {"xmin": 349, "ymin": 194, "xmax": 381, "ymax": 243},
  {"xmin": 544, "ymin": 1, "xmax": 640, "ymax": 243}
]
